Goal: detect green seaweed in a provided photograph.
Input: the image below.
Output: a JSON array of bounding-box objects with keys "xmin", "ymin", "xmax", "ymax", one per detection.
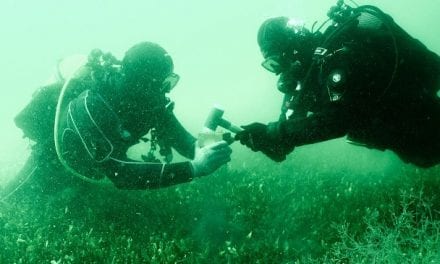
[{"xmin": 1, "ymin": 160, "xmax": 440, "ymax": 263}]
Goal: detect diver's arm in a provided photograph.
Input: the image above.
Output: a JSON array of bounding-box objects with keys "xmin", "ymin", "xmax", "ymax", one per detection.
[
  {"xmin": 103, "ymin": 140, "xmax": 231, "ymax": 190},
  {"xmin": 157, "ymin": 112, "xmax": 197, "ymax": 159},
  {"xmin": 103, "ymin": 158, "xmax": 194, "ymax": 190},
  {"xmin": 278, "ymin": 105, "xmax": 351, "ymax": 148}
]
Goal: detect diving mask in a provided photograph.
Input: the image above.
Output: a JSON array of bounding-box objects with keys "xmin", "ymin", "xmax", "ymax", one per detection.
[
  {"xmin": 261, "ymin": 56, "xmax": 284, "ymax": 74},
  {"xmin": 161, "ymin": 73, "xmax": 180, "ymax": 93},
  {"xmin": 261, "ymin": 50, "xmax": 302, "ymax": 76}
]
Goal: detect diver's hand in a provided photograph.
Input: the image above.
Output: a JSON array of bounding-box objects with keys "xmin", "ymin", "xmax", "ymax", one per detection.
[
  {"xmin": 191, "ymin": 141, "xmax": 232, "ymax": 177},
  {"xmin": 235, "ymin": 122, "xmax": 292, "ymax": 162}
]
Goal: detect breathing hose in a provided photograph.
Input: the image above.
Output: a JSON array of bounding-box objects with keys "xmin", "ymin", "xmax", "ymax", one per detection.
[{"xmin": 53, "ymin": 65, "xmax": 110, "ymax": 184}]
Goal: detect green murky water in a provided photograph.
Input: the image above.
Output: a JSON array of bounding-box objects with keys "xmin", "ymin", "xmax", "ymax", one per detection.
[{"xmin": 1, "ymin": 0, "xmax": 439, "ymax": 262}]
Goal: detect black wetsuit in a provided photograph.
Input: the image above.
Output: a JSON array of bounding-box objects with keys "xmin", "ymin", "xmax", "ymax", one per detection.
[
  {"xmin": 277, "ymin": 6, "xmax": 440, "ymax": 167},
  {"xmin": 14, "ymin": 77, "xmax": 196, "ymax": 191}
]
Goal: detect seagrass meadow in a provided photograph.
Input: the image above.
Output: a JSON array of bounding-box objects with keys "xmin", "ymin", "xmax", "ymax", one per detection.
[
  {"xmin": 0, "ymin": 0, "xmax": 439, "ymax": 263},
  {"xmin": 2, "ymin": 147, "xmax": 440, "ymax": 263}
]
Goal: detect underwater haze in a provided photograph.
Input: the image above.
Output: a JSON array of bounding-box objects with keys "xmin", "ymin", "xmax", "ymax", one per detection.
[{"xmin": 1, "ymin": 0, "xmax": 440, "ymax": 262}]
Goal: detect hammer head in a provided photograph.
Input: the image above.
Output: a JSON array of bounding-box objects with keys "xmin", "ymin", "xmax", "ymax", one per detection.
[{"xmin": 204, "ymin": 106, "xmax": 224, "ymax": 131}]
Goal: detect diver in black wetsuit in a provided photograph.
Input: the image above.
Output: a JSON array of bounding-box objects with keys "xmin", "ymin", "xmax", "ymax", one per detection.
[
  {"xmin": 9, "ymin": 42, "xmax": 231, "ymax": 195},
  {"xmin": 236, "ymin": 1, "xmax": 440, "ymax": 167}
]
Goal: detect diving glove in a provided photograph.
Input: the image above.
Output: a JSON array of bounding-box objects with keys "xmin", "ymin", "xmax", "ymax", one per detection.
[
  {"xmin": 191, "ymin": 140, "xmax": 232, "ymax": 177},
  {"xmin": 235, "ymin": 122, "xmax": 293, "ymax": 162}
]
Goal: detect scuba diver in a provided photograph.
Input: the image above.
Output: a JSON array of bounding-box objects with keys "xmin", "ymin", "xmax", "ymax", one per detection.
[
  {"xmin": 5, "ymin": 41, "xmax": 231, "ymax": 197},
  {"xmin": 236, "ymin": 1, "xmax": 440, "ymax": 167}
]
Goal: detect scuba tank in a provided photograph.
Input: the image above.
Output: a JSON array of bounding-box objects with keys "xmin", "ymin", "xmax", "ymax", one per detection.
[
  {"xmin": 312, "ymin": 0, "xmax": 439, "ymax": 102},
  {"xmin": 14, "ymin": 54, "xmax": 88, "ymax": 144},
  {"xmin": 291, "ymin": 0, "xmax": 401, "ymax": 110},
  {"xmin": 15, "ymin": 49, "xmax": 124, "ymax": 145}
]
